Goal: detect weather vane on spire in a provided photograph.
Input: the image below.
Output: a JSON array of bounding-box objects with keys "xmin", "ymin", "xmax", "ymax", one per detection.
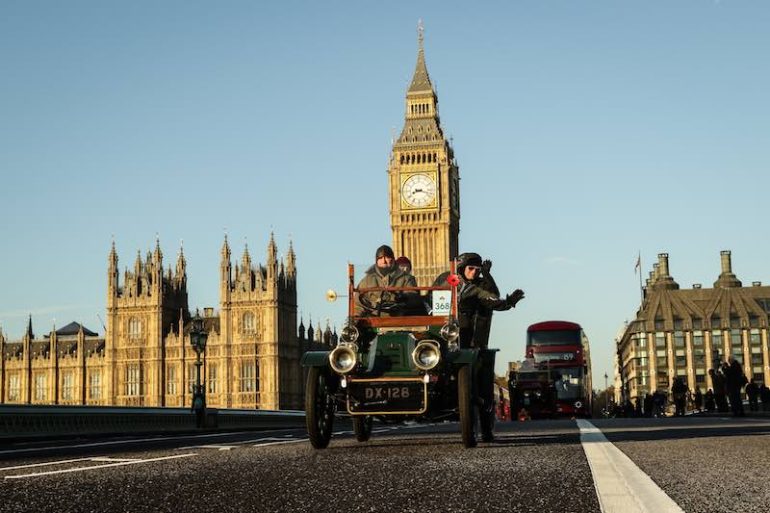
[{"xmin": 417, "ymin": 19, "xmax": 424, "ymax": 49}]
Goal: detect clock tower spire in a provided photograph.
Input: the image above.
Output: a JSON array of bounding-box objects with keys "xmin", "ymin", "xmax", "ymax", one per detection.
[{"xmin": 388, "ymin": 21, "xmax": 460, "ymax": 285}]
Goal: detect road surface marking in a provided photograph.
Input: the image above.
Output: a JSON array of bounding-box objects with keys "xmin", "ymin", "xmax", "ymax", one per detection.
[
  {"xmin": 3, "ymin": 453, "xmax": 197, "ymax": 480},
  {"xmin": 577, "ymin": 419, "xmax": 684, "ymax": 513},
  {"xmin": 0, "ymin": 430, "xmax": 258, "ymax": 456},
  {"xmin": 252, "ymin": 438, "xmax": 307, "ymax": 447},
  {"xmin": 186, "ymin": 445, "xmax": 236, "ymax": 451},
  {"xmin": 0, "ymin": 458, "xmax": 94, "ymax": 472}
]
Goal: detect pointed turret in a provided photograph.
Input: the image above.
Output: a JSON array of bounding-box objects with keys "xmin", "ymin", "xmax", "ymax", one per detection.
[
  {"xmin": 176, "ymin": 241, "xmax": 186, "ymax": 277},
  {"xmin": 267, "ymin": 232, "xmax": 277, "ymax": 281},
  {"xmin": 153, "ymin": 235, "xmax": 163, "ymax": 263},
  {"xmin": 109, "ymin": 240, "xmax": 118, "ymax": 269},
  {"xmin": 220, "ymin": 235, "xmax": 232, "ymax": 301},
  {"xmin": 287, "ymin": 240, "xmax": 296, "ymax": 279},
  {"xmin": 108, "ymin": 240, "xmax": 119, "ymax": 298},
  {"xmin": 408, "ymin": 20, "xmax": 434, "ymax": 94},
  {"xmin": 323, "ymin": 320, "xmax": 332, "ymax": 346},
  {"xmin": 221, "ymin": 234, "xmax": 231, "ymax": 262},
  {"xmin": 134, "ymin": 250, "xmax": 143, "ymax": 274},
  {"xmin": 175, "ymin": 241, "xmax": 187, "ymax": 291},
  {"xmin": 26, "ymin": 314, "xmax": 34, "ymax": 340},
  {"xmin": 307, "ymin": 318, "xmax": 315, "ymax": 344},
  {"xmin": 241, "ymin": 244, "xmax": 252, "ymax": 273}
]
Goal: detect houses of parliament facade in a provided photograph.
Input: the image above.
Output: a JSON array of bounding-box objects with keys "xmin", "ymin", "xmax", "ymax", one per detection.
[
  {"xmin": 0, "ymin": 27, "xmax": 460, "ymax": 409},
  {"xmin": 0, "ymin": 236, "xmax": 310, "ymax": 410}
]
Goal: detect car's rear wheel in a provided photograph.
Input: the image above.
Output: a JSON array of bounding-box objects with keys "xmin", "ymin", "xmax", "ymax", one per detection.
[
  {"xmin": 352, "ymin": 415, "xmax": 373, "ymax": 442},
  {"xmin": 458, "ymin": 364, "xmax": 477, "ymax": 448},
  {"xmin": 305, "ymin": 367, "xmax": 335, "ymax": 449}
]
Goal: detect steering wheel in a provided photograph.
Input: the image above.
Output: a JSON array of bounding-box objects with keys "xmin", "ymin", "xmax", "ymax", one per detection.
[{"xmin": 358, "ymin": 294, "xmax": 406, "ymax": 316}]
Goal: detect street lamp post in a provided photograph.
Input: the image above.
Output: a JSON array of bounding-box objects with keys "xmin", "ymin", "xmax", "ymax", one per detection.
[
  {"xmin": 604, "ymin": 372, "xmax": 609, "ymax": 411},
  {"xmin": 190, "ymin": 310, "xmax": 209, "ymax": 428}
]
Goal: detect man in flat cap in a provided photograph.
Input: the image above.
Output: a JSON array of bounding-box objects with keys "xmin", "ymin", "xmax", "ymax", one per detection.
[{"xmin": 355, "ymin": 245, "xmax": 417, "ymax": 316}]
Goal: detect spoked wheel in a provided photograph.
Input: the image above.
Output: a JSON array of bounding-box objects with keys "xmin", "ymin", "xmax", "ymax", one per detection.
[
  {"xmin": 458, "ymin": 364, "xmax": 478, "ymax": 448},
  {"xmin": 352, "ymin": 415, "xmax": 373, "ymax": 442},
  {"xmin": 305, "ymin": 367, "xmax": 336, "ymax": 449}
]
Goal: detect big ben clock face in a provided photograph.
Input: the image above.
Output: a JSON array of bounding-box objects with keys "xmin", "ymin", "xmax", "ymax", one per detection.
[{"xmin": 401, "ymin": 173, "xmax": 437, "ymax": 208}]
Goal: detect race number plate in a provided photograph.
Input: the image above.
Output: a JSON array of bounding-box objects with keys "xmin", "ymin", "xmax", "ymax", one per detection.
[
  {"xmin": 347, "ymin": 381, "xmax": 426, "ymax": 414},
  {"xmin": 431, "ymin": 290, "xmax": 451, "ymax": 316}
]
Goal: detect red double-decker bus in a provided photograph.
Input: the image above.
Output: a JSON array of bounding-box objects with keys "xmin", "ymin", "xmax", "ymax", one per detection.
[{"xmin": 526, "ymin": 321, "xmax": 593, "ymax": 418}]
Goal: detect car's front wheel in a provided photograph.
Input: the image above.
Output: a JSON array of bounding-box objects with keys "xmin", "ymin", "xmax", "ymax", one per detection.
[
  {"xmin": 458, "ymin": 364, "xmax": 478, "ymax": 448},
  {"xmin": 352, "ymin": 415, "xmax": 373, "ymax": 442},
  {"xmin": 305, "ymin": 367, "xmax": 335, "ymax": 449}
]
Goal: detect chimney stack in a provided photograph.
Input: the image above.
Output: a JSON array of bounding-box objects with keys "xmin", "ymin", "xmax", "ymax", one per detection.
[{"xmin": 714, "ymin": 250, "xmax": 742, "ymax": 288}]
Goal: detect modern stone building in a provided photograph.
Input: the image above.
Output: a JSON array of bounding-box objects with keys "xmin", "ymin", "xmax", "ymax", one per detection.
[
  {"xmin": 1, "ymin": 234, "xmax": 305, "ymax": 410},
  {"xmin": 388, "ymin": 25, "xmax": 460, "ymax": 285},
  {"xmin": 617, "ymin": 251, "xmax": 770, "ymax": 402}
]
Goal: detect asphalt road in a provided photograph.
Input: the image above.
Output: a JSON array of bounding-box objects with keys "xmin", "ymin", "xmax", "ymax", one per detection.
[{"xmin": 1, "ymin": 415, "xmax": 768, "ymax": 513}]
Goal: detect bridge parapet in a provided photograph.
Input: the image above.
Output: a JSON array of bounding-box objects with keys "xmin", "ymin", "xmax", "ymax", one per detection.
[{"xmin": 0, "ymin": 405, "xmax": 305, "ymax": 441}]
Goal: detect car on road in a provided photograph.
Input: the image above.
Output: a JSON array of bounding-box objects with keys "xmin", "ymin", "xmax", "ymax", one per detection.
[{"xmin": 301, "ymin": 263, "xmax": 497, "ymax": 449}]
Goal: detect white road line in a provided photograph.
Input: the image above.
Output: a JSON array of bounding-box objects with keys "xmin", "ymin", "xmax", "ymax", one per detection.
[
  {"xmin": 89, "ymin": 457, "xmax": 141, "ymax": 462},
  {"xmin": 3, "ymin": 453, "xmax": 197, "ymax": 480},
  {"xmin": 0, "ymin": 458, "xmax": 94, "ymax": 472},
  {"xmin": 189, "ymin": 445, "xmax": 236, "ymax": 451},
  {"xmin": 252, "ymin": 438, "xmax": 307, "ymax": 447},
  {"xmin": 577, "ymin": 419, "xmax": 684, "ymax": 513},
  {"xmin": 0, "ymin": 430, "xmax": 256, "ymax": 456}
]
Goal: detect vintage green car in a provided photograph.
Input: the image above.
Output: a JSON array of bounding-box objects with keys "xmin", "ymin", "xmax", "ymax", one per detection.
[{"xmin": 301, "ymin": 263, "xmax": 497, "ymax": 449}]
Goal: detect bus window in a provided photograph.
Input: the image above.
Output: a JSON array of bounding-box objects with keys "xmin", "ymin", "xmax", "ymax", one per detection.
[{"xmin": 528, "ymin": 330, "xmax": 581, "ymax": 346}]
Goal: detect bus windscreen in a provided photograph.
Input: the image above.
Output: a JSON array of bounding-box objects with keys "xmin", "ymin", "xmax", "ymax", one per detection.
[
  {"xmin": 527, "ymin": 329, "xmax": 581, "ymax": 346},
  {"xmin": 551, "ymin": 367, "xmax": 584, "ymax": 400}
]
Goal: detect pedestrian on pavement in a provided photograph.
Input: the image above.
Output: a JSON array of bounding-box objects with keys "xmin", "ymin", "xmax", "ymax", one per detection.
[
  {"xmin": 652, "ymin": 390, "xmax": 666, "ymax": 417},
  {"xmin": 724, "ymin": 357, "xmax": 747, "ymax": 417},
  {"xmin": 672, "ymin": 377, "xmax": 688, "ymax": 416},
  {"xmin": 643, "ymin": 393, "xmax": 654, "ymax": 417},
  {"xmin": 709, "ymin": 367, "xmax": 729, "ymax": 413},
  {"xmin": 704, "ymin": 389, "xmax": 716, "ymax": 412},
  {"xmin": 693, "ymin": 387, "xmax": 703, "ymax": 413},
  {"xmin": 745, "ymin": 379, "xmax": 759, "ymax": 412},
  {"xmin": 759, "ymin": 384, "xmax": 770, "ymax": 412}
]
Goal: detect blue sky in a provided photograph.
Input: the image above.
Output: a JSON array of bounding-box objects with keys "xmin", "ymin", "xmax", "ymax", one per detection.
[{"xmin": 1, "ymin": 1, "xmax": 769, "ymax": 385}]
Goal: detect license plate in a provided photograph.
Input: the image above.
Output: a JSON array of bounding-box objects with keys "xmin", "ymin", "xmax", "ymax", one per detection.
[{"xmin": 347, "ymin": 381, "xmax": 425, "ymax": 414}]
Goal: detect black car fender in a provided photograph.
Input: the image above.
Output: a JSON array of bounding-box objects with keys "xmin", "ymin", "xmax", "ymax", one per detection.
[{"xmin": 301, "ymin": 351, "xmax": 331, "ymax": 368}]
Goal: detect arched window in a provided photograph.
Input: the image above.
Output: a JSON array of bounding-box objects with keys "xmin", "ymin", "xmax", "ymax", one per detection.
[
  {"xmin": 243, "ymin": 312, "xmax": 256, "ymax": 333},
  {"xmin": 128, "ymin": 318, "xmax": 141, "ymax": 338}
]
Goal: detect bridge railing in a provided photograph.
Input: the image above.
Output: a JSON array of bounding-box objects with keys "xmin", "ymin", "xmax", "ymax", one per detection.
[{"xmin": 0, "ymin": 405, "xmax": 305, "ymax": 441}]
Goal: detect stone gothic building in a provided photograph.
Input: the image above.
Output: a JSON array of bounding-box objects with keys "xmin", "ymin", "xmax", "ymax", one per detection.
[
  {"xmin": 0, "ymin": 234, "xmax": 304, "ymax": 410},
  {"xmin": 388, "ymin": 25, "xmax": 460, "ymax": 286}
]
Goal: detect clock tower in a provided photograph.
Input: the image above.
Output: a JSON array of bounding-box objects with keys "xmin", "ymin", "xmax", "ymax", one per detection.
[{"xmin": 389, "ymin": 23, "xmax": 460, "ymax": 285}]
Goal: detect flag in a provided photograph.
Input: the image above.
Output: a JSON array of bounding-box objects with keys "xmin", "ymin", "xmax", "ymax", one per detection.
[{"xmin": 634, "ymin": 253, "xmax": 641, "ymax": 274}]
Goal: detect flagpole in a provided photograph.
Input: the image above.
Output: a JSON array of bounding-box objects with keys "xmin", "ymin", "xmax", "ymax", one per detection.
[{"xmin": 637, "ymin": 252, "xmax": 644, "ymax": 305}]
